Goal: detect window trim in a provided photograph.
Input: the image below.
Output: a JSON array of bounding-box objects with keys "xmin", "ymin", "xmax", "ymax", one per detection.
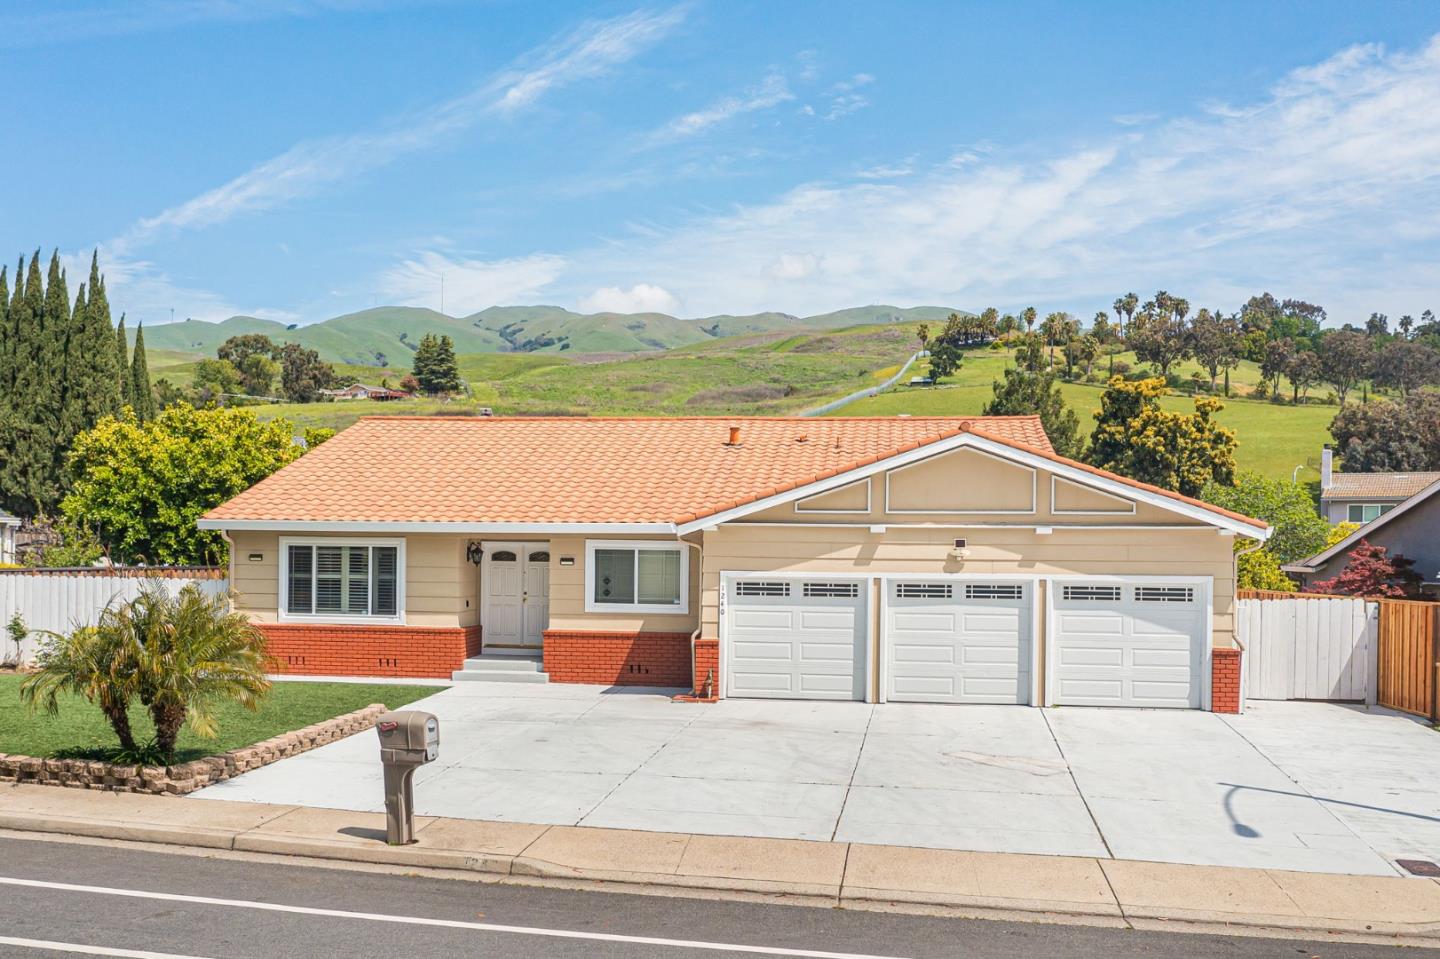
[
  {"xmin": 584, "ymin": 540, "xmax": 689, "ymax": 614},
  {"xmin": 1346, "ymin": 502, "xmax": 1394, "ymax": 524},
  {"xmin": 278, "ymin": 537, "xmax": 406, "ymax": 625}
]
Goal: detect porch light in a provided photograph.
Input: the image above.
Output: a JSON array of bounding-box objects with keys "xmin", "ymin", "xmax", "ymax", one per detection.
[{"xmin": 466, "ymin": 542, "xmax": 484, "ymax": 565}]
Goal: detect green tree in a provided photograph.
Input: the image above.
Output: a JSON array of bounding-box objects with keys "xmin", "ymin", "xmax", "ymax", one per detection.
[
  {"xmin": 1189, "ymin": 309, "xmax": 1241, "ymax": 391},
  {"xmin": 983, "ymin": 334, "xmax": 1082, "ymax": 458},
  {"xmin": 1087, "ymin": 376, "xmax": 1237, "ymax": 496},
  {"xmin": 411, "ymin": 332, "xmax": 462, "ymax": 394},
  {"xmin": 129, "ymin": 324, "xmax": 155, "ymax": 419},
  {"xmin": 0, "ymin": 252, "xmax": 59, "ymax": 516},
  {"xmin": 1329, "ymin": 393, "xmax": 1440, "ymax": 472},
  {"xmin": 1127, "ymin": 297, "xmax": 1192, "ymax": 378},
  {"xmin": 21, "ymin": 585, "xmax": 271, "ymax": 762},
  {"xmin": 1317, "ymin": 329, "xmax": 1372, "ymax": 405},
  {"xmin": 115, "ymin": 315, "xmax": 132, "ymax": 408},
  {"xmin": 1201, "ymin": 470, "xmax": 1329, "ymax": 565},
  {"xmin": 278, "ymin": 342, "xmax": 338, "ymax": 402},
  {"xmin": 61, "ymin": 405, "xmax": 304, "ymax": 564}
]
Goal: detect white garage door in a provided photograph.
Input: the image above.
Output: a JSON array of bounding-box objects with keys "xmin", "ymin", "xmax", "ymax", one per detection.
[
  {"xmin": 885, "ymin": 579, "xmax": 1032, "ymax": 704},
  {"xmin": 725, "ymin": 577, "xmax": 867, "ymax": 700},
  {"xmin": 1050, "ymin": 581, "xmax": 1206, "ymax": 708}
]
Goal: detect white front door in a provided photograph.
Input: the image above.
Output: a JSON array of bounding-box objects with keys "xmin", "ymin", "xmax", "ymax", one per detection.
[{"xmin": 482, "ymin": 542, "xmax": 551, "ymax": 649}]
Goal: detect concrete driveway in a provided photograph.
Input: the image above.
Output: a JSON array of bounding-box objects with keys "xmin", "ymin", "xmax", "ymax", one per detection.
[{"xmin": 191, "ymin": 683, "xmax": 1440, "ymax": 877}]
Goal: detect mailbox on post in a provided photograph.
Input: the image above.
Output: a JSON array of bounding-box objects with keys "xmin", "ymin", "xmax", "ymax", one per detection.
[{"xmin": 375, "ymin": 710, "xmax": 439, "ymax": 845}]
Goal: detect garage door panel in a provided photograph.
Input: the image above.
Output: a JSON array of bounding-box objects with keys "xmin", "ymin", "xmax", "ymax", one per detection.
[
  {"xmin": 726, "ymin": 578, "xmax": 866, "ymax": 701},
  {"xmin": 884, "ymin": 580, "xmax": 1031, "ymax": 705},
  {"xmin": 1051, "ymin": 581, "xmax": 1205, "ymax": 709}
]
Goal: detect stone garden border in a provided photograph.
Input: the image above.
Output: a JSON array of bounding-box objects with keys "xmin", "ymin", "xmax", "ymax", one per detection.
[{"xmin": 0, "ymin": 703, "xmax": 385, "ymax": 795}]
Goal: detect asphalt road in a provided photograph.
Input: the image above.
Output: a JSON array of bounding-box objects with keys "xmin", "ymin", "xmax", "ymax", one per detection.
[{"xmin": 0, "ymin": 835, "xmax": 1431, "ymax": 959}]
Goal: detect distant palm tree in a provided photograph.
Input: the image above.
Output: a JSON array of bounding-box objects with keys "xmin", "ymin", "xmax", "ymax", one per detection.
[{"xmin": 1021, "ymin": 306, "xmax": 1037, "ymax": 333}]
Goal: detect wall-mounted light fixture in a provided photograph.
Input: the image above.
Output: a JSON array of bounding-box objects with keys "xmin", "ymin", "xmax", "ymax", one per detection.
[
  {"xmin": 466, "ymin": 542, "xmax": 484, "ymax": 565},
  {"xmin": 559, "ymin": 556, "xmax": 576, "ymax": 567},
  {"xmin": 247, "ymin": 553, "xmax": 264, "ymax": 563}
]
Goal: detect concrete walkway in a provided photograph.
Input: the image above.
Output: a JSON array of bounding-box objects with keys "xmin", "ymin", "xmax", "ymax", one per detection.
[
  {"xmin": 189, "ymin": 682, "xmax": 1440, "ymax": 876},
  {"xmin": 4, "ymin": 782, "xmax": 1440, "ymax": 946}
]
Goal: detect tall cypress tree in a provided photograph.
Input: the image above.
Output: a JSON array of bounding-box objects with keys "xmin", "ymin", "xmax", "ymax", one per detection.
[
  {"xmin": 0, "ymin": 265, "xmax": 9, "ymax": 393},
  {"xmin": 82, "ymin": 252, "xmax": 121, "ymax": 421},
  {"xmin": 130, "ymin": 323, "xmax": 154, "ymax": 419},
  {"xmin": 115, "ymin": 314, "xmax": 132, "ymax": 408},
  {"xmin": 0, "ymin": 252, "xmax": 56, "ymax": 516}
]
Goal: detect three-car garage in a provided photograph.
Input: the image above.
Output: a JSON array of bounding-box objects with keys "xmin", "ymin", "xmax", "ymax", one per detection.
[{"xmin": 722, "ymin": 574, "xmax": 1211, "ymax": 710}]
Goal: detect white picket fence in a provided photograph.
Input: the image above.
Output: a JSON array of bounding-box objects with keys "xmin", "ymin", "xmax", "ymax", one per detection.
[
  {"xmin": 1238, "ymin": 595, "xmax": 1378, "ymax": 704},
  {"xmin": 0, "ymin": 568, "xmax": 228, "ymax": 665}
]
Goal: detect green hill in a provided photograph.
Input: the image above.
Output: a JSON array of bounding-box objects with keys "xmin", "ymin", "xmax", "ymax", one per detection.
[{"xmin": 137, "ymin": 302, "xmax": 969, "ymax": 365}]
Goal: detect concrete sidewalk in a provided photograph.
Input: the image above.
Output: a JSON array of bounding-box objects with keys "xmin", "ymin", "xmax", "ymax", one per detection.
[{"xmin": 4, "ymin": 783, "xmax": 1440, "ymax": 946}]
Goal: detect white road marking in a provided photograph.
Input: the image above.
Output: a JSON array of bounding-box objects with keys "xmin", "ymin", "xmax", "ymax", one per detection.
[
  {"xmin": 0, "ymin": 937, "xmax": 215, "ymax": 959},
  {"xmin": 0, "ymin": 876, "xmax": 910, "ymax": 959}
]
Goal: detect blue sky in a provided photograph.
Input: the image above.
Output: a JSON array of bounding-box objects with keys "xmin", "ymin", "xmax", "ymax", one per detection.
[{"xmin": 5, "ymin": 0, "xmax": 1440, "ymax": 327}]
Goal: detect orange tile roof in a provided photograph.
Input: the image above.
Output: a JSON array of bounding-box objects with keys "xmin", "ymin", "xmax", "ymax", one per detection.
[
  {"xmin": 1320, "ymin": 471, "xmax": 1440, "ymax": 501},
  {"xmin": 201, "ymin": 414, "xmax": 1265, "ymax": 531},
  {"xmin": 204, "ymin": 415, "xmax": 1053, "ymax": 526}
]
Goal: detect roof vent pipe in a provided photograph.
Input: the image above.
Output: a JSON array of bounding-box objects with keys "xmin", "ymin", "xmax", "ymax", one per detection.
[
  {"xmin": 726, "ymin": 426, "xmax": 741, "ymax": 446},
  {"xmin": 1321, "ymin": 447, "xmax": 1333, "ymax": 490}
]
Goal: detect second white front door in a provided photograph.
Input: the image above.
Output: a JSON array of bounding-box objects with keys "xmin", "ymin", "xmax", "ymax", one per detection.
[{"xmin": 482, "ymin": 542, "xmax": 551, "ymax": 648}]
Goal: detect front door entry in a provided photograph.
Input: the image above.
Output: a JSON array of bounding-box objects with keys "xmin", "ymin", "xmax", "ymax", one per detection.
[{"xmin": 481, "ymin": 542, "xmax": 551, "ymax": 649}]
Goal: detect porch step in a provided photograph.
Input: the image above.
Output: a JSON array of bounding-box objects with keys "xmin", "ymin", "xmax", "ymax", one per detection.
[{"xmin": 451, "ymin": 653, "xmax": 548, "ymax": 684}]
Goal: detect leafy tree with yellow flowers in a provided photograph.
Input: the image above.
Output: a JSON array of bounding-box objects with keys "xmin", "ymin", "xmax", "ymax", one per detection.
[
  {"xmin": 1087, "ymin": 376, "xmax": 1237, "ymax": 497},
  {"xmin": 61, "ymin": 405, "xmax": 303, "ymax": 565}
]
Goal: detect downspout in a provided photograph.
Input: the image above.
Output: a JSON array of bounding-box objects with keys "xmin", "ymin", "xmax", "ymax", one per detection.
[{"xmin": 680, "ymin": 535, "xmax": 705, "ymax": 697}]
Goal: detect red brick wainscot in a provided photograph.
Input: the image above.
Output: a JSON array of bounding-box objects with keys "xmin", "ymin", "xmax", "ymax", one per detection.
[
  {"xmin": 542, "ymin": 630, "xmax": 694, "ymax": 687},
  {"xmin": 1211, "ymin": 646, "xmax": 1242, "ymax": 713},
  {"xmin": 257, "ymin": 623, "xmax": 482, "ymax": 679}
]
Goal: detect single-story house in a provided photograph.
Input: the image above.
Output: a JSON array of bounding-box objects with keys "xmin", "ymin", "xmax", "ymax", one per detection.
[
  {"xmin": 199, "ymin": 415, "xmax": 1269, "ymax": 713},
  {"xmin": 1319, "ymin": 447, "xmax": 1440, "ymax": 525},
  {"xmin": 319, "ymin": 383, "xmax": 410, "ymax": 401},
  {"xmin": 0, "ymin": 509, "xmax": 19, "ymax": 564},
  {"xmin": 1286, "ymin": 473, "xmax": 1440, "ymax": 595}
]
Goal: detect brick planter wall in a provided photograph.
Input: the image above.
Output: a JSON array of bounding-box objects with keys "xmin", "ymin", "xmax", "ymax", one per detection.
[
  {"xmin": 691, "ymin": 638, "xmax": 719, "ymax": 699},
  {"xmin": 1212, "ymin": 647, "xmax": 1241, "ymax": 713},
  {"xmin": 0, "ymin": 704, "xmax": 386, "ymax": 795},
  {"xmin": 258, "ymin": 624, "xmax": 482, "ymax": 679},
  {"xmin": 542, "ymin": 630, "xmax": 693, "ymax": 686}
]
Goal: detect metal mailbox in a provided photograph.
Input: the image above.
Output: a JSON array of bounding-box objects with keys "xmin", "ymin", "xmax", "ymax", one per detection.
[{"xmin": 375, "ymin": 710, "xmax": 439, "ymax": 845}]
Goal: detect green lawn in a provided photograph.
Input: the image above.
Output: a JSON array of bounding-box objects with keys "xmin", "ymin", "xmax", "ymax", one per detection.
[
  {"xmin": 833, "ymin": 348, "xmax": 1338, "ymax": 480},
  {"xmin": 0, "ymin": 675, "xmax": 437, "ymax": 764}
]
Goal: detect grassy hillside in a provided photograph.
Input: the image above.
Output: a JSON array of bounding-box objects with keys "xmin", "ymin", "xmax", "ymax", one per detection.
[
  {"xmin": 242, "ymin": 325, "xmax": 915, "ymax": 431},
  {"xmin": 831, "ymin": 347, "xmax": 1334, "ymax": 479},
  {"xmin": 137, "ymin": 302, "xmax": 968, "ymax": 365}
]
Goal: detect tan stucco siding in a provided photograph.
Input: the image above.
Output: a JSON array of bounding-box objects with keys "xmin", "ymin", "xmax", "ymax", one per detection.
[
  {"xmin": 228, "ymin": 531, "xmax": 476, "ymax": 628},
  {"xmin": 699, "ymin": 524, "xmax": 1236, "ymax": 650},
  {"xmin": 545, "ymin": 534, "xmax": 701, "ymax": 634}
]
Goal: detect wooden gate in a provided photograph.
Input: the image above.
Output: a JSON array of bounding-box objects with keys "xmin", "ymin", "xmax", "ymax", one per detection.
[
  {"xmin": 1376, "ymin": 599, "xmax": 1440, "ymax": 721},
  {"xmin": 1237, "ymin": 593, "xmax": 1376, "ymax": 702}
]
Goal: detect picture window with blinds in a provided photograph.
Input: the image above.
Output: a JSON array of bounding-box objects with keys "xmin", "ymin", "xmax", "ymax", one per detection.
[
  {"xmin": 735, "ymin": 581, "xmax": 790, "ymax": 598},
  {"xmin": 284, "ymin": 542, "xmax": 400, "ymax": 618},
  {"xmin": 965, "ymin": 584, "xmax": 1023, "ymax": 601},
  {"xmin": 1134, "ymin": 586, "xmax": 1195, "ymax": 604},
  {"xmin": 1062, "ymin": 585, "xmax": 1122, "ymax": 602},
  {"xmin": 586, "ymin": 541, "xmax": 689, "ymax": 613},
  {"xmin": 802, "ymin": 582, "xmax": 860, "ymax": 599},
  {"xmin": 895, "ymin": 583, "xmax": 952, "ymax": 599}
]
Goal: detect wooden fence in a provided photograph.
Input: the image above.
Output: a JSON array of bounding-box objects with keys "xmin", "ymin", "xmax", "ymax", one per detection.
[
  {"xmin": 0, "ymin": 567, "xmax": 228, "ymax": 665},
  {"xmin": 1237, "ymin": 594, "xmax": 1377, "ymax": 702},
  {"xmin": 1376, "ymin": 599, "xmax": 1440, "ymax": 721}
]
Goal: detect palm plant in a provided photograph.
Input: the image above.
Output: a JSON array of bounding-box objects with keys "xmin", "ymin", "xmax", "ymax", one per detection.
[{"xmin": 21, "ymin": 586, "xmax": 272, "ymax": 762}]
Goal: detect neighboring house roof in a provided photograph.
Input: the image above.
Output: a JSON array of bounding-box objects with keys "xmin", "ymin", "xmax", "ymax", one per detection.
[
  {"xmin": 1287, "ymin": 474, "xmax": 1440, "ymax": 573},
  {"xmin": 198, "ymin": 414, "xmax": 1268, "ymax": 536},
  {"xmin": 1320, "ymin": 471, "xmax": 1440, "ymax": 502}
]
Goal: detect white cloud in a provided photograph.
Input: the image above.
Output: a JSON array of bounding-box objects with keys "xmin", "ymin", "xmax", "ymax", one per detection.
[
  {"xmin": 821, "ymin": 72, "xmax": 873, "ymax": 120},
  {"xmin": 379, "ymin": 251, "xmax": 568, "ymax": 315},
  {"xmin": 112, "ymin": 6, "xmax": 686, "ymax": 251},
  {"xmin": 768, "ymin": 253, "xmax": 821, "ymax": 280},
  {"xmin": 1112, "ymin": 112, "xmax": 1158, "ymax": 126},
  {"xmin": 578, "ymin": 283, "xmax": 682, "ymax": 314},
  {"xmin": 551, "ymin": 35, "xmax": 1440, "ymax": 322},
  {"xmin": 651, "ymin": 71, "xmax": 794, "ymax": 142}
]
